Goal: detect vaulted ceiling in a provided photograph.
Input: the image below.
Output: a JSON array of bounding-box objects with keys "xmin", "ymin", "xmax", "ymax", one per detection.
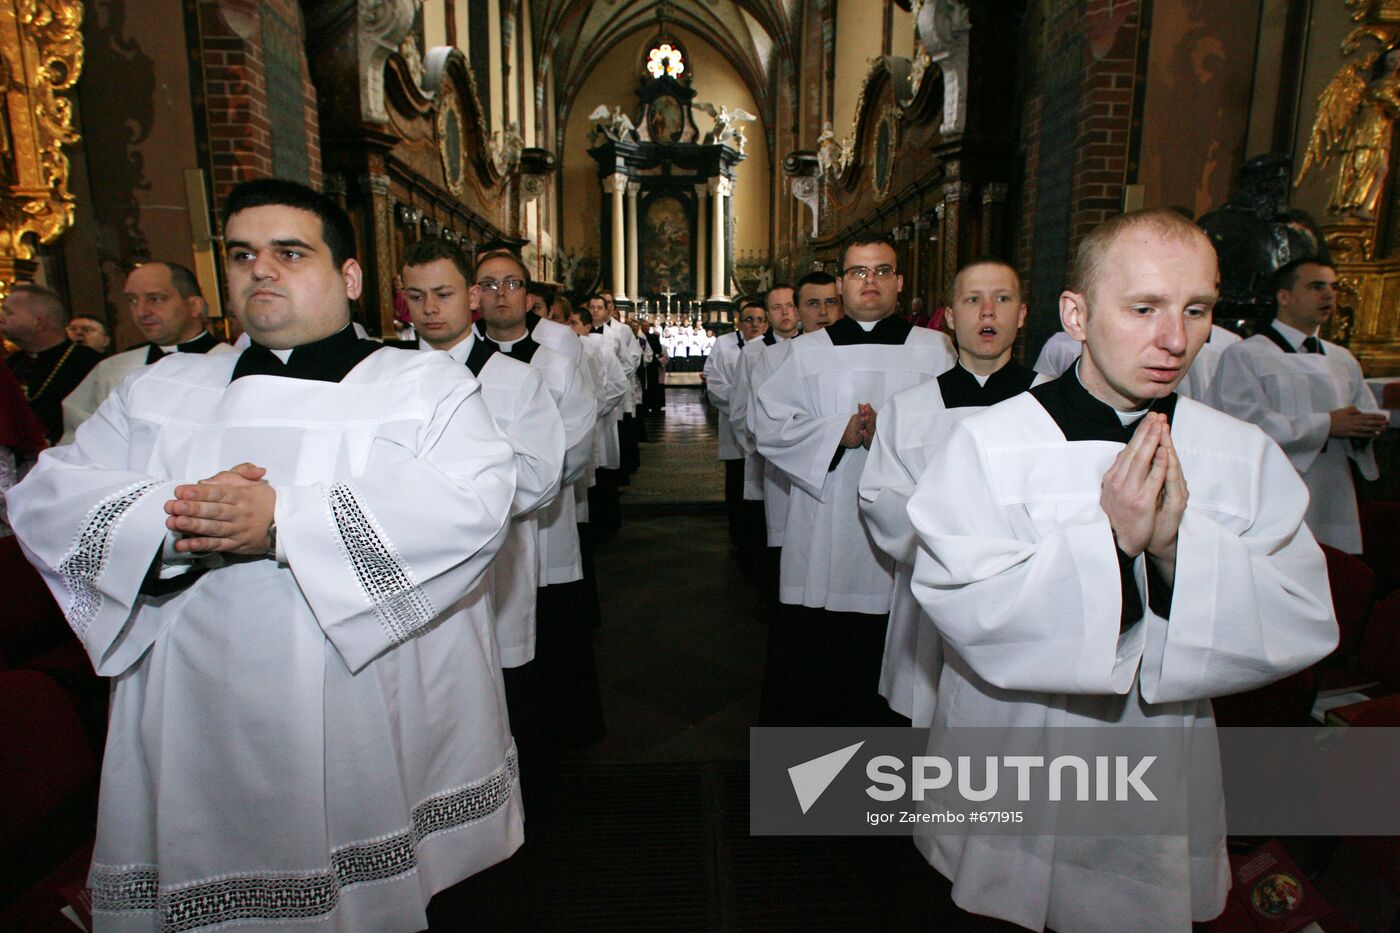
[{"xmin": 531, "ymin": 0, "xmax": 800, "ymax": 125}]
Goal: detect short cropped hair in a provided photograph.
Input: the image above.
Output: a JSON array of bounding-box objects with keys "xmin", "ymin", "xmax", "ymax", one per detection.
[
  {"xmin": 222, "ymin": 178, "xmax": 357, "ymax": 268},
  {"xmin": 402, "ymin": 238, "xmax": 473, "ymax": 282},
  {"xmin": 1271, "ymin": 257, "xmax": 1336, "ymax": 295},
  {"xmin": 764, "ymin": 283, "xmax": 795, "ymax": 307},
  {"xmin": 8, "ymin": 283, "xmax": 68, "ymax": 325},
  {"xmin": 947, "ymin": 257, "xmax": 1024, "ymax": 306},
  {"xmin": 527, "ymin": 280, "xmax": 556, "ymax": 306},
  {"xmin": 795, "ymin": 271, "xmax": 837, "ymax": 301},
  {"xmin": 473, "ymin": 248, "xmax": 530, "ymax": 284},
  {"xmin": 584, "ymin": 292, "xmax": 606, "ymax": 306},
  {"xmin": 135, "ymin": 261, "xmax": 203, "ymax": 301},
  {"xmin": 571, "ymin": 303, "xmax": 594, "ymax": 326},
  {"xmin": 839, "ymin": 234, "xmax": 899, "ymax": 272},
  {"xmin": 1069, "ymin": 208, "xmax": 1208, "ymax": 298}
]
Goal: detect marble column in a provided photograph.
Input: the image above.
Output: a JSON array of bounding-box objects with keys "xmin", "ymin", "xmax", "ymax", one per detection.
[
  {"xmin": 626, "ymin": 182, "xmax": 641, "ymax": 301},
  {"xmin": 694, "ymin": 183, "xmax": 709, "ymax": 298},
  {"xmin": 708, "ymin": 176, "xmax": 731, "ymax": 302},
  {"xmin": 603, "ymin": 172, "xmax": 629, "ymax": 302}
]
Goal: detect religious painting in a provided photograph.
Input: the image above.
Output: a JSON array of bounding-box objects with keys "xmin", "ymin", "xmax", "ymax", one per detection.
[
  {"xmin": 873, "ymin": 108, "xmax": 898, "ymax": 200},
  {"xmin": 436, "ymin": 84, "xmax": 466, "ymax": 196},
  {"xmin": 649, "ymin": 96, "xmax": 684, "ymax": 142},
  {"xmin": 641, "ymin": 195, "xmax": 692, "ymax": 296}
]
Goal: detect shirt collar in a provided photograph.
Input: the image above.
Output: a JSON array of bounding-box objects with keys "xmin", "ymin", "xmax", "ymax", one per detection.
[{"xmin": 1270, "ymin": 318, "xmax": 1316, "ymax": 350}]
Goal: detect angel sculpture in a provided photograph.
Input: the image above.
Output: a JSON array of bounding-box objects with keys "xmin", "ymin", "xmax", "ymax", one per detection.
[
  {"xmin": 489, "ymin": 122, "xmax": 524, "ymax": 176},
  {"xmin": 587, "ymin": 105, "xmax": 636, "ymax": 142},
  {"xmin": 697, "ymin": 102, "xmax": 756, "ymax": 146},
  {"xmin": 1297, "ymin": 44, "xmax": 1400, "ymax": 219},
  {"xmin": 817, "ymin": 121, "xmax": 841, "ymax": 177}
]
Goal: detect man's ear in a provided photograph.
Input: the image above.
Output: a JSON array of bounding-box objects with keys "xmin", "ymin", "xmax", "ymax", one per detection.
[
  {"xmin": 341, "ymin": 259, "xmax": 364, "ymax": 301},
  {"xmin": 1059, "ymin": 290, "xmax": 1088, "ymax": 343}
]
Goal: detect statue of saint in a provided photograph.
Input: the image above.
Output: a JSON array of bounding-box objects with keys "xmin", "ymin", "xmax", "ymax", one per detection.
[{"xmin": 1298, "ymin": 46, "xmax": 1400, "ymax": 219}]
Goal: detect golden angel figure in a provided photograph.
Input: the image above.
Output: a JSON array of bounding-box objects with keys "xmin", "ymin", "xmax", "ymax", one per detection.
[{"xmin": 1297, "ymin": 45, "xmax": 1400, "ymax": 220}]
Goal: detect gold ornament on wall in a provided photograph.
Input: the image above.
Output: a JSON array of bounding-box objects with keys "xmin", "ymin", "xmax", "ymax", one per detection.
[
  {"xmin": 1296, "ymin": 27, "xmax": 1400, "ymax": 221},
  {"xmin": 0, "ymin": 0, "xmax": 84, "ymax": 297}
]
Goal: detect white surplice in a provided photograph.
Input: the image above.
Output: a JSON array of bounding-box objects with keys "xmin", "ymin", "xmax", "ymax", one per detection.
[
  {"xmin": 1031, "ymin": 330, "xmax": 1081, "ymax": 377},
  {"xmin": 601, "ymin": 318, "xmax": 639, "ymax": 416},
  {"xmin": 906, "ymin": 392, "xmax": 1337, "ymax": 933},
  {"xmin": 8, "ymin": 347, "xmax": 522, "ymax": 933},
  {"xmin": 1204, "ymin": 323, "xmax": 1380, "ymax": 553},
  {"xmin": 744, "ymin": 338, "xmax": 796, "ymax": 546},
  {"xmin": 731, "ymin": 334, "xmax": 788, "ymax": 502},
  {"xmin": 1175, "ymin": 324, "xmax": 1241, "ymax": 400},
  {"xmin": 704, "ymin": 330, "xmax": 746, "ymax": 461},
  {"xmin": 753, "ymin": 322, "xmax": 954, "ymax": 612},
  {"xmin": 858, "ymin": 369, "xmax": 1049, "ymax": 725},
  {"xmin": 432, "ymin": 334, "xmax": 565, "ymax": 667},
  {"xmin": 61, "ymin": 342, "xmax": 236, "ymax": 444}
]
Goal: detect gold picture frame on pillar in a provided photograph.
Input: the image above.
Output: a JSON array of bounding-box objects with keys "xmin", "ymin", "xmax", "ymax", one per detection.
[
  {"xmin": 872, "ymin": 107, "xmax": 899, "ymax": 202},
  {"xmin": 0, "ymin": 0, "xmax": 84, "ymax": 295},
  {"xmin": 437, "ymin": 82, "xmax": 466, "ymax": 197}
]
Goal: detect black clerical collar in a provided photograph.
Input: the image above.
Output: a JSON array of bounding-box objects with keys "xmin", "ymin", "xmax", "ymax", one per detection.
[
  {"xmin": 736, "ymin": 332, "xmax": 745, "ymax": 349},
  {"xmin": 592, "ymin": 325, "xmax": 604, "ymax": 335},
  {"xmin": 938, "ymin": 360, "xmax": 1036, "ymax": 409},
  {"xmin": 230, "ymin": 325, "xmax": 380, "ymax": 383},
  {"xmin": 146, "ymin": 330, "xmax": 221, "ymax": 364},
  {"xmin": 763, "ymin": 329, "xmax": 778, "ymax": 346},
  {"xmin": 825, "ymin": 314, "xmax": 914, "ymax": 346},
  {"xmin": 1030, "ymin": 366, "xmax": 1177, "ymax": 443}
]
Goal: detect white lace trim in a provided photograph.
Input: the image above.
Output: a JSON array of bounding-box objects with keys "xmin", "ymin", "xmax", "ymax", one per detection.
[
  {"xmin": 326, "ymin": 481, "xmax": 437, "ymax": 644},
  {"xmin": 89, "ymin": 751, "xmax": 519, "ymax": 930},
  {"xmin": 58, "ymin": 480, "xmax": 160, "ymax": 637}
]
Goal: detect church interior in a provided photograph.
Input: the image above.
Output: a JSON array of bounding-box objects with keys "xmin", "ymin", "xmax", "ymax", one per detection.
[{"xmin": 5, "ymin": 0, "xmax": 1400, "ymax": 930}]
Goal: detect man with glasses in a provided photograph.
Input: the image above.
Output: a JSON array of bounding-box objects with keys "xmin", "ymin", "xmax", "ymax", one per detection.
[
  {"xmin": 705, "ymin": 297, "xmax": 769, "ymax": 559},
  {"xmin": 753, "ymin": 239, "xmax": 954, "ymax": 726}
]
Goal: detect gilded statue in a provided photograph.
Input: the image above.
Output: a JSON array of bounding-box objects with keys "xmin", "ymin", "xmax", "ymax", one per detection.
[{"xmin": 1297, "ymin": 42, "xmax": 1400, "ymax": 219}]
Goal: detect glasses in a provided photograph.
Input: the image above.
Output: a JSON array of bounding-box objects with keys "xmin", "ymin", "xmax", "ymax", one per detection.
[
  {"xmin": 477, "ymin": 278, "xmax": 526, "ymax": 293},
  {"xmin": 740, "ymin": 315, "xmax": 766, "ymax": 324},
  {"xmin": 842, "ymin": 265, "xmax": 897, "ymax": 280}
]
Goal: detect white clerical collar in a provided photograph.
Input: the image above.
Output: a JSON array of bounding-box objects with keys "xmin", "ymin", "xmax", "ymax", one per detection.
[
  {"xmin": 270, "ymin": 347, "xmax": 293, "ymax": 363},
  {"xmin": 854, "ymin": 318, "xmax": 878, "ymax": 332},
  {"xmin": 970, "ymin": 369, "xmax": 991, "ymax": 387},
  {"xmin": 1270, "ymin": 318, "xmax": 1317, "ymax": 350},
  {"xmin": 493, "ymin": 333, "xmax": 525, "ymax": 352}
]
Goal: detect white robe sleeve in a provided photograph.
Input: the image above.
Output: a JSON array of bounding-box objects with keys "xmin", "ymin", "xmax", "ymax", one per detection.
[
  {"xmin": 730, "ymin": 348, "xmax": 757, "ymax": 456},
  {"xmin": 858, "ymin": 398, "xmax": 920, "ymax": 566},
  {"xmin": 489, "ymin": 363, "xmax": 565, "ymax": 517},
  {"xmin": 598, "ymin": 346, "xmax": 628, "ymax": 418},
  {"xmin": 753, "ymin": 345, "xmax": 851, "ymax": 500},
  {"xmin": 1135, "ymin": 435, "xmax": 1337, "ymax": 703},
  {"xmin": 269, "ymin": 374, "xmax": 517, "ymax": 674},
  {"xmin": 1344, "ymin": 352, "xmax": 1381, "ymax": 480},
  {"xmin": 703, "ymin": 340, "xmax": 733, "ymax": 414},
  {"xmin": 909, "ymin": 422, "xmax": 1143, "ymax": 695},
  {"xmin": 533, "ymin": 350, "xmax": 596, "ymax": 486},
  {"xmin": 9, "ymin": 385, "xmax": 183, "ymax": 676},
  {"xmin": 1204, "ymin": 346, "xmax": 1332, "ymax": 475}
]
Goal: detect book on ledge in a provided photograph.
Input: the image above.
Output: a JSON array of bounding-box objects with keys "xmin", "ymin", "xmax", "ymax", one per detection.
[{"xmin": 1324, "ymin": 693, "xmax": 1400, "ymax": 727}]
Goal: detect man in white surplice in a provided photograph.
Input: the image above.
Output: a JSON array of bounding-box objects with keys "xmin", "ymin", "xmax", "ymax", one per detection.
[
  {"xmin": 61, "ymin": 261, "xmax": 235, "ymax": 444},
  {"xmin": 907, "ymin": 210, "xmax": 1337, "ymax": 932},
  {"xmin": 7, "ymin": 179, "xmax": 523, "ymax": 933},
  {"xmin": 399, "ymin": 239, "xmax": 569, "ymax": 763},
  {"xmin": 753, "ymin": 236, "xmax": 955, "ymax": 726},
  {"xmin": 1204, "ymin": 258, "xmax": 1386, "ymax": 553},
  {"xmin": 859, "ymin": 259, "xmax": 1043, "ymax": 727},
  {"xmin": 706, "ymin": 297, "xmax": 767, "ymax": 557}
]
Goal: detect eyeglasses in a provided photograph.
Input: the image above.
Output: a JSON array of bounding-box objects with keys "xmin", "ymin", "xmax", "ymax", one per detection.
[
  {"xmin": 477, "ymin": 278, "xmax": 526, "ymax": 293},
  {"xmin": 740, "ymin": 316, "xmax": 766, "ymax": 324},
  {"xmin": 842, "ymin": 265, "xmax": 897, "ymax": 280}
]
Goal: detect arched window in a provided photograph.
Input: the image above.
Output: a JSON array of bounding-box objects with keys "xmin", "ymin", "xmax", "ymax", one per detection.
[{"xmin": 646, "ymin": 43, "xmax": 685, "ymax": 80}]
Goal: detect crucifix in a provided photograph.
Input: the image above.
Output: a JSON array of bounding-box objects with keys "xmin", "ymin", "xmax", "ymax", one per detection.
[{"xmin": 660, "ymin": 287, "xmax": 677, "ymax": 315}]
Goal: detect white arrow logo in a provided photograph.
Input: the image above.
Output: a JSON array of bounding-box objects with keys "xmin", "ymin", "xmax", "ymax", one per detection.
[{"xmin": 787, "ymin": 741, "xmax": 865, "ymax": 814}]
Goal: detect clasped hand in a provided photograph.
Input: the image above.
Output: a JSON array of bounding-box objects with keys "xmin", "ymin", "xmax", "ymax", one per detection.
[
  {"xmin": 842, "ymin": 403, "xmax": 878, "ymax": 449},
  {"xmin": 164, "ymin": 462, "xmax": 276, "ymax": 555},
  {"xmin": 1100, "ymin": 413, "xmax": 1187, "ymax": 573}
]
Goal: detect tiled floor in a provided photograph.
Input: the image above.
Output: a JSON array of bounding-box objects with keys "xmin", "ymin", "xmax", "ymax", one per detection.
[{"xmin": 625, "ymin": 388, "xmax": 725, "ymax": 506}]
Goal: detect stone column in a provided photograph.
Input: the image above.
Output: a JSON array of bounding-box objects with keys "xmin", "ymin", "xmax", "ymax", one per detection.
[
  {"xmin": 694, "ymin": 183, "xmax": 709, "ymax": 298},
  {"xmin": 603, "ymin": 173, "xmax": 629, "ymax": 302},
  {"xmin": 708, "ymin": 176, "xmax": 732, "ymax": 302},
  {"xmin": 626, "ymin": 182, "xmax": 641, "ymax": 301}
]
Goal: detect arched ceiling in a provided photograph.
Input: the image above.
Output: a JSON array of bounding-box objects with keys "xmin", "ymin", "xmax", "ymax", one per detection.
[{"xmin": 532, "ymin": 0, "xmax": 799, "ymax": 126}]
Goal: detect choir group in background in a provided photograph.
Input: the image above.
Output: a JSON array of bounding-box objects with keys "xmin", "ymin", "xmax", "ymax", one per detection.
[{"xmin": 0, "ymin": 181, "xmax": 1382, "ymax": 932}]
